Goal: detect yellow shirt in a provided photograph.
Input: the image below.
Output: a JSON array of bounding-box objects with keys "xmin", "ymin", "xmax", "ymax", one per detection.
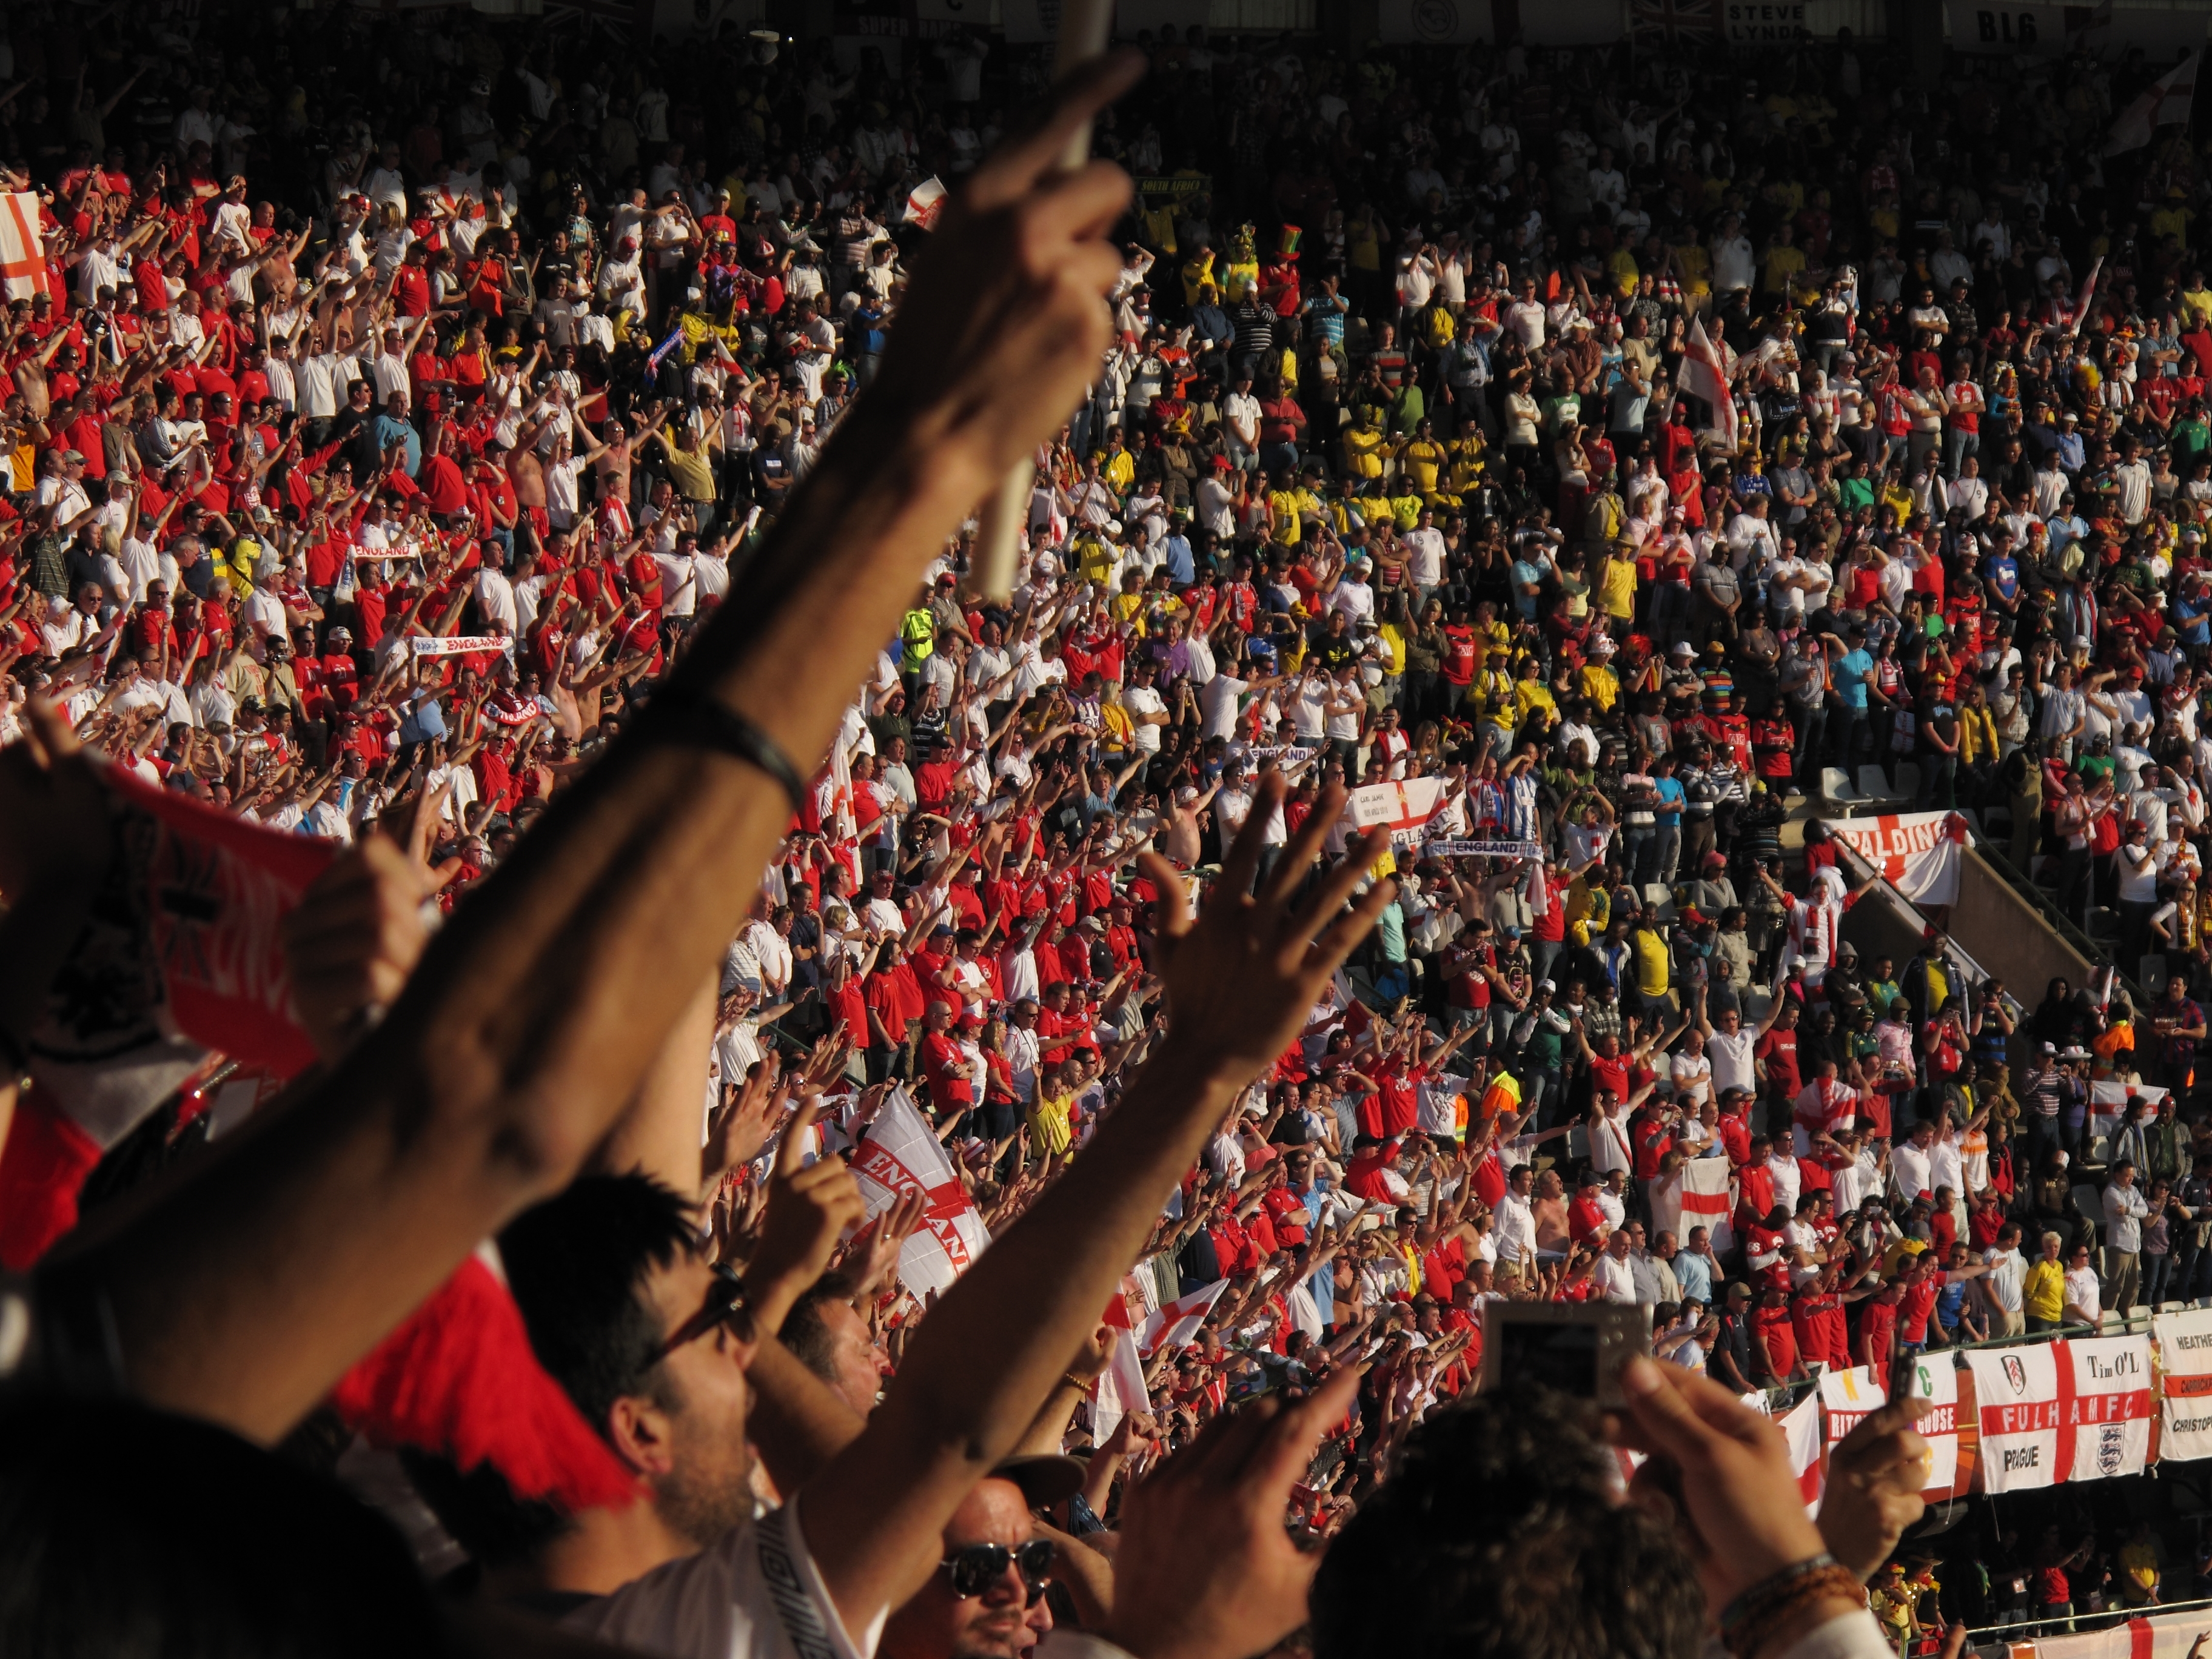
[
  {"xmin": 1514, "ymin": 677, "xmax": 1557, "ymax": 727},
  {"xmin": 1030, "ymin": 1091, "xmax": 1074, "ymax": 1158},
  {"xmin": 1672, "ymin": 242, "xmax": 1712, "ymax": 297},
  {"xmin": 1390, "ymin": 491, "xmax": 1425, "ymax": 531},
  {"xmin": 1761, "ymin": 243, "xmax": 1807, "ymax": 295},
  {"xmin": 2023, "ymin": 1257, "xmax": 2065, "ymax": 1324},
  {"xmin": 1398, "ymin": 438, "xmax": 1448, "ymax": 497},
  {"xmin": 1632, "ymin": 927, "xmax": 1671, "ymax": 997},
  {"xmin": 1343, "ymin": 422, "xmax": 1389, "ymax": 480},
  {"xmin": 1577, "ymin": 662, "xmax": 1621, "ymax": 713},
  {"xmin": 1597, "ymin": 553, "xmax": 1638, "ymax": 620}
]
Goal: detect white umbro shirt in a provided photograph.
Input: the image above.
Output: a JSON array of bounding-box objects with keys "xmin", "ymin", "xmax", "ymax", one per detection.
[{"xmin": 567, "ymin": 1500, "xmax": 888, "ymax": 1659}]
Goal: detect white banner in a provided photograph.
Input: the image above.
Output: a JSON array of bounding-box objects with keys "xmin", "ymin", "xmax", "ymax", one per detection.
[
  {"xmin": 409, "ymin": 634, "xmax": 513, "ymax": 657},
  {"xmin": 1965, "ymin": 1342, "xmax": 2063, "ymax": 1492},
  {"xmin": 1900, "ymin": 1353, "xmax": 1962, "ymax": 1496},
  {"xmin": 1780, "ymin": 1391, "xmax": 1823, "ymax": 1513},
  {"xmin": 851, "ymin": 1086, "xmax": 991, "ymax": 1298},
  {"xmin": 1092, "ymin": 1274, "xmax": 1151, "ymax": 1443},
  {"xmin": 1820, "ymin": 811, "xmax": 1971, "ymax": 907},
  {"xmin": 1818, "ymin": 1366, "xmax": 1887, "ymax": 1465},
  {"xmin": 1348, "ymin": 777, "xmax": 1450, "ymax": 848},
  {"xmin": 1651, "ymin": 1155, "xmax": 1736, "ymax": 1258},
  {"xmin": 2061, "ymin": 1334, "xmax": 2154, "ymax": 1482},
  {"xmin": 904, "ymin": 176, "xmax": 947, "ymax": 232},
  {"xmin": 2156, "ymin": 1305, "xmax": 2212, "ymax": 1463}
]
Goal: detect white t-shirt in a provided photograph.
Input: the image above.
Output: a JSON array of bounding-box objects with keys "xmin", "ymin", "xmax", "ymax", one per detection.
[
  {"xmin": 1982, "ymin": 1245, "xmax": 2025, "ymax": 1313},
  {"xmin": 1122, "ymin": 684, "xmax": 1167, "ymax": 753},
  {"xmin": 568, "ymin": 1499, "xmax": 885, "ymax": 1659},
  {"xmin": 1708, "ymin": 1028, "xmax": 1756, "ymax": 1098}
]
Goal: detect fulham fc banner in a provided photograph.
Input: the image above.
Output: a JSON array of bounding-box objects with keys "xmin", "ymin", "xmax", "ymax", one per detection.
[
  {"xmin": 1966, "ymin": 1343, "xmax": 2063, "ymax": 1492},
  {"xmin": 2157, "ymin": 1307, "xmax": 2212, "ymax": 1464}
]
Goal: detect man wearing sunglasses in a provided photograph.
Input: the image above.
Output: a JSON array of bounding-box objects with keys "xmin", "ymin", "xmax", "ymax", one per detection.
[{"xmin": 881, "ymin": 1459, "xmax": 1079, "ymax": 1659}]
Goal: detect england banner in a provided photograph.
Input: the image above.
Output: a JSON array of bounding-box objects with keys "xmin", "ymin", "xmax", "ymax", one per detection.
[
  {"xmin": 2089, "ymin": 1081, "xmax": 2166, "ymax": 1160},
  {"xmin": 1141, "ymin": 1278, "xmax": 1230, "ymax": 1356},
  {"xmin": 1651, "ymin": 1155, "xmax": 1735, "ymax": 1256},
  {"xmin": 2108, "ymin": 52, "xmax": 2200, "ymax": 155},
  {"xmin": 1348, "ymin": 777, "xmax": 1451, "ymax": 848},
  {"xmin": 1679, "ymin": 315, "xmax": 1738, "ymax": 451},
  {"xmin": 1966, "ymin": 1342, "xmax": 2063, "ymax": 1492},
  {"xmin": 0, "ymin": 192, "xmax": 47, "ymax": 302},
  {"xmin": 904, "ymin": 176, "xmax": 948, "ymax": 232},
  {"xmin": 851, "ymin": 1087, "xmax": 991, "ymax": 1297},
  {"xmin": 1899, "ymin": 1352, "xmax": 1963, "ymax": 1497},
  {"xmin": 2060, "ymin": 1335, "xmax": 2154, "ymax": 1483},
  {"xmin": 411, "ymin": 634, "xmax": 514, "ymax": 657},
  {"xmin": 1819, "ymin": 1366, "xmax": 1888, "ymax": 1464},
  {"xmin": 1820, "ymin": 811, "xmax": 1971, "ymax": 908},
  {"xmin": 1424, "ymin": 839, "xmax": 1546, "ymax": 860},
  {"xmin": 1779, "ymin": 1391, "xmax": 1823, "ymax": 1513},
  {"xmin": 2155, "ymin": 1305, "xmax": 2212, "ymax": 1464}
]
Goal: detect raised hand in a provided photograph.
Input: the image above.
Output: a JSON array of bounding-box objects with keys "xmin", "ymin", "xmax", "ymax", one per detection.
[
  {"xmin": 746, "ymin": 1097, "xmax": 868, "ymax": 1335},
  {"xmin": 703, "ymin": 1056, "xmax": 786, "ymax": 1185},
  {"xmin": 1136, "ymin": 774, "xmax": 1392, "ymax": 1082},
  {"xmin": 1817, "ymin": 1397, "xmax": 1932, "ymax": 1581},
  {"xmin": 1101, "ymin": 1366, "xmax": 1364, "ymax": 1659}
]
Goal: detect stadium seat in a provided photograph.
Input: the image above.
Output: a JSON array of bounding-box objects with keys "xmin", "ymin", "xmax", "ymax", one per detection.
[
  {"xmin": 1820, "ymin": 768, "xmax": 1865, "ymax": 813},
  {"xmin": 1855, "ymin": 765, "xmax": 1906, "ymax": 808}
]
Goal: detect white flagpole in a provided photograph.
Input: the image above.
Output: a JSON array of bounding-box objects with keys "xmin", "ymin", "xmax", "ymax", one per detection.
[{"xmin": 969, "ymin": 0, "xmax": 1115, "ymax": 604}]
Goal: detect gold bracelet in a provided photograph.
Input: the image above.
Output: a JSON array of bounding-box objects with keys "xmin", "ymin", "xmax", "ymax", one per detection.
[{"xmin": 1061, "ymin": 1371, "xmax": 1093, "ymax": 1392}]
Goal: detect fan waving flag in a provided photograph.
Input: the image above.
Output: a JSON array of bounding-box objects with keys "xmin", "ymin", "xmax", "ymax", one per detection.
[
  {"xmin": 1092, "ymin": 1276, "xmax": 1153, "ymax": 1442},
  {"xmin": 1678, "ymin": 315, "xmax": 1738, "ymax": 452},
  {"xmin": 0, "ymin": 192, "xmax": 49, "ymax": 302},
  {"xmin": 852, "ymin": 1087, "xmax": 992, "ymax": 1296},
  {"xmin": 2108, "ymin": 53, "xmax": 2199, "ymax": 155},
  {"xmin": 1141, "ymin": 1278, "xmax": 1230, "ymax": 1356},
  {"xmin": 1347, "ymin": 776, "xmax": 1449, "ymax": 848}
]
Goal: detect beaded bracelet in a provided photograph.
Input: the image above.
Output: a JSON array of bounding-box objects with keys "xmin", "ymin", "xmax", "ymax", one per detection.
[{"xmin": 1718, "ymin": 1557, "xmax": 1867, "ymax": 1659}]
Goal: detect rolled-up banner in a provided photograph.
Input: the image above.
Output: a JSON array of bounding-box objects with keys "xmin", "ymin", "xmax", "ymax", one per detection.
[
  {"xmin": 1423, "ymin": 839, "xmax": 1545, "ymax": 860},
  {"xmin": 411, "ymin": 634, "xmax": 514, "ymax": 657}
]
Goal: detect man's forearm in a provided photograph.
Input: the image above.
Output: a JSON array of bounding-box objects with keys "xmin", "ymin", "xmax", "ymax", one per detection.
[{"xmin": 809, "ymin": 1036, "xmax": 1250, "ymax": 1590}]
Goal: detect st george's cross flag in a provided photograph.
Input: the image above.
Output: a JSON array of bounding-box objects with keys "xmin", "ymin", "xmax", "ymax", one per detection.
[
  {"xmin": 1141, "ymin": 1278, "xmax": 1231, "ymax": 1356},
  {"xmin": 1679, "ymin": 315, "xmax": 1738, "ymax": 451},
  {"xmin": 852, "ymin": 1087, "xmax": 992, "ymax": 1296},
  {"xmin": 1347, "ymin": 776, "xmax": 1449, "ymax": 847},
  {"xmin": 0, "ymin": 193, "xmax": 49, "ymax": 302}
]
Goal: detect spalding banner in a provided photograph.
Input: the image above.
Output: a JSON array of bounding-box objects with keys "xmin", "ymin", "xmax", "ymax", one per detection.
[{"xmin": 1820, "ymin": 811, "xmax": 1972, "ymax": 908}]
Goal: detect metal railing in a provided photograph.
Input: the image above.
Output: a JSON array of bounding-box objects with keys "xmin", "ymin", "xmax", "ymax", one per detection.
[{"xmin": 1966, "ymin": 1594, "xmax": 2212, "ymax": 1646}]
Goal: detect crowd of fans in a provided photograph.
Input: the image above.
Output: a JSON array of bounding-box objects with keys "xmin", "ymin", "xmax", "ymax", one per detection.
[{"xmin": 6, "ymin": 2, "xmax": 2212, "ymax": 1656}]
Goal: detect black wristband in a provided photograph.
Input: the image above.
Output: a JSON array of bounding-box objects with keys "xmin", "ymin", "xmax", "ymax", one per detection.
[{"xmin": 641, "ymin": 683, "xmax": 812, "ymax": 817}]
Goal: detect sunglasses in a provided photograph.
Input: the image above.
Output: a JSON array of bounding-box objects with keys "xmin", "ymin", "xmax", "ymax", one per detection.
[
  {"xmin": 941, "ymin": 1540, "xmax": 1054, "ymax": 1601},
  {"xmin": 652, "ymin": 1262, "xmax": 751, "ymax": 1361}
]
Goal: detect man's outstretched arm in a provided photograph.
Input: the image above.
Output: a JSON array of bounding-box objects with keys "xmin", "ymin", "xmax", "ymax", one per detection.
[
  {"xmin": 797, "ymin": 779, "xmax": 1393, "ymax": 1636},
  {"xmin": 50, "ymin": 55, "xmax": 1149, "ymax": 1446}
]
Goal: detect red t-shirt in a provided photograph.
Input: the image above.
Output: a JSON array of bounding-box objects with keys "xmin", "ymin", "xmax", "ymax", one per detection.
[{"xmin": 1752, "ymin": 1304, "xmax": 1798, "ymax": 1380}]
